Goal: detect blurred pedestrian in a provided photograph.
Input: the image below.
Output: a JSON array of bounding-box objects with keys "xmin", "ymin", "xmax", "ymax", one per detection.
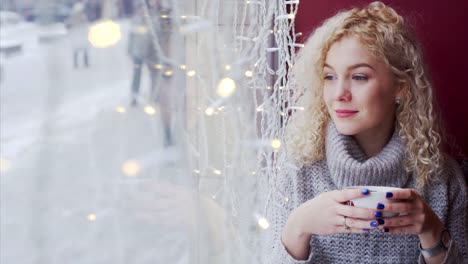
[
  {"xmin": 127, "ymin": 2, "xmax": 160, "ymax": 106},
  {"xmin": 67, "ymin": 1, "xmax": 90, "ymax": 68}
]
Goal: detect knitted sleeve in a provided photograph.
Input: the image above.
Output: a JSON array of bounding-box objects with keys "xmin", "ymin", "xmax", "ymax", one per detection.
[
  {"xmin": 262, "ymin": 166, "xmax": 314, "ymax": 263},
  {"xmin": 418, "ymin": 159, "xmax": 468, "ymax": 264}
]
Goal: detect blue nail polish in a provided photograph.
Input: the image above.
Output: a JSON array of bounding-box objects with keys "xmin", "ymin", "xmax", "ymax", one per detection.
[
  {"xmin": 377, "ymin": 203, "xmax": 385, "ymax": 209},
  {"xmin": 363, "ymin": 228, "xmax": 370, "ymax": 232},
  {"xmin": 384, "ymin": 228, "xmax": 390, "ymax": 233},
  {"xmin": 370, "ymin": 221, "xmax": 378, "ymax": 227},
  {"xmin": 386, "ymin": 192, "xmax": 393, "ymax": 198},
  {"xmin": 374, "ymin": 211, "xmax": 382, "ymax": 218},
  {"xmin": 378, "ymin": 219, "xmax": 385, "ymax": 225},
  {"xmin": 361, "ymin": 189, "xmax": 370, "ymax": 195}
]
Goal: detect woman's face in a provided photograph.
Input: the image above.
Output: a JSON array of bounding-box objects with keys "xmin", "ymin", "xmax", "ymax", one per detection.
[{"xmin": 323, "ymin": 36, "xmax": 399, "ymax": 138}]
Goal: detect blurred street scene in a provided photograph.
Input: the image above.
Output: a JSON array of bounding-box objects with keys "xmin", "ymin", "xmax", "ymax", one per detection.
[
  {"xmin": 1, "ymin": 1, "xmax": 200, "ymax": 263},
  {"xmin": 1, "ymin": 0, "xmax": 270, "ymax": 263}
]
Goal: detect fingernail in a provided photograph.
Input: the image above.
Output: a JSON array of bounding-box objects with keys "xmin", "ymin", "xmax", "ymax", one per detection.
[
  {"xmin": 377, "ymin": 203, "xmax": 385, "ymax": 209},
  {"xmin": 386, "ymin": 192, "xmax": 393, "ymax": 198},
  {"xmin": 384, "ymin": 228, "xmax": 390, "ymax": 233},
  {"xmin": 378, "ymin": 219, "xmax": 385, "ymax": 225},
  {"xmin": 361, "ymin": 189, "xmax": 370, "ymax": 195},
  {"xmin": 374, "ymin": 211, "xmax": 382, "ymax": 218},
  {"xmin": 370, "ymin": 221, "xmax": 378, "ymax": 227},
  {"xmin": 363, "ymin": 228, "xmax": 370, "ymax": 232}
]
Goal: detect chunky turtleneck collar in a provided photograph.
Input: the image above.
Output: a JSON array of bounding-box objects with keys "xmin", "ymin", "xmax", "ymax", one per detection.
[{"xmin": 325, "ymin": 122, "xmax": 409, "ymax": 188}]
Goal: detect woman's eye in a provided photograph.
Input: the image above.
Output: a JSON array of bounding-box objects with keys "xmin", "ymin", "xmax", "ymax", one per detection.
[
  {"xmin": 324, "ymin": 74, "xmax": 335, "ymax": 81},
  {"xmin": 353, "ymin": 75, "xmax": 368, "ymax": 81}
]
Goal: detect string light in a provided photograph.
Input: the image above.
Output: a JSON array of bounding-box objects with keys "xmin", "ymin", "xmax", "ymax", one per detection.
[
  {"xmin": 181, "ymin": 15, "xmax": 187, "ymax": 19},
  {"xmin": 154, "ymin": 64, "xmax": 163, "ymax": 69},
  {"xmin": 88, "ymin": 20, "xmax": 122, "ymax": 48},
  {"xmin": 187, "ymin": 70, "xmax": 196, "ymax": 77},
  {"xmin": 257, "ymin": 217, "xmax": 270, "ymax": 230},
  {"xmin": 216, "ymin": 77, "xmax": 236, "ymax": 98},
  {"xmin": 0, "ymin": 158, "xmax": 12, "ymax": 172},
  {"xmin": 266, "ymin": 86, "xmax": 272, "ymax": 90},
  {"xmin": 122, "ymin": 160, "xmax": 140, "ymax": 176},
  {"xmin": 289, "ymin": 43, "xmax": 305, "ymax": 48},
  {"xmin": 180, "ymin": 64, "xmax": 187, "ymax": 70},
  {"xmin": 115, "ymin": 106, "xmax": 126, "ymax": 113},
  {"xmin": 193, "ymin": 169, "xmax": 201, "ymax": 174},
  {"xmin": 164, "ymin": 69, "xmax": 173, "ymax": 76},
  {"xmin": 213, "ymin": 169, "xmax": 222, "ymax": 175},
  {"xmin": 144, "ymin": 106, "xmax": 156, "ymax": 115},
  {"xmin": 205, "ymin": 107, "xmax": 215, "ymax": 116},
  {"xmin": 160, "ymin": 14, "xmax": 169, "ymax": 19},
  {"xmin": 87, "ymin": 214, "xmax": 97, "ymax": 221},
  {"xmin": 245, "ymin": 70, "xmax": 253, "ymax": 77},
  {"xmin": 225, "ymin": 65, "xmax": 231, "ymax": 70},
  {"xmin": 275, "ymin": 14, "xmax": 295, "ymax": 20},
  {"xmin": 271, "ymin": 139, "xmax": 281, "ymax": 149}
]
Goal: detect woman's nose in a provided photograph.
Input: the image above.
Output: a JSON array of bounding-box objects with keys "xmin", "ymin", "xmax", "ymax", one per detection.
[{"xmin": 336, "ymin": 80, "xmax": 352, "ymax": 102}]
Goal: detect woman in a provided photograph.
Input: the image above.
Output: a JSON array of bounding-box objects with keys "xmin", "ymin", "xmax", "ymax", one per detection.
[{"xmin": 265, "ymin": 2, "xmax": 467, "ymax": 263}]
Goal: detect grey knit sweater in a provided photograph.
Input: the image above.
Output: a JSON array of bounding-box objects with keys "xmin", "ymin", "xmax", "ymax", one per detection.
[{"xmin": 264, "ymin": 123, "xmax": 467, "ymax": 263}]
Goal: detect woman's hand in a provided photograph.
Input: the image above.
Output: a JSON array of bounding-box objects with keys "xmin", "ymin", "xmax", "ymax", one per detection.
[
  {"xmin": 377, "ymin": 189, "xmax": 446, "ymax": 248},
  {"xmin": 281, "ymin": 188, "xmax": 382, "ymax": 260}
]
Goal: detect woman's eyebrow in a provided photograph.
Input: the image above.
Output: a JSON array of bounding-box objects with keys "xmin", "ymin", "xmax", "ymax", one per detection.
[{"xmin": 324, "ymin": 63, "xmax": 375, "ymax": 71}]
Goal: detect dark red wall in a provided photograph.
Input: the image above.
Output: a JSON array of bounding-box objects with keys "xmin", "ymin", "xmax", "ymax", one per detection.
[{"xmin": 295, "ymin": 0, "xmax": 468, "ymax": 156}]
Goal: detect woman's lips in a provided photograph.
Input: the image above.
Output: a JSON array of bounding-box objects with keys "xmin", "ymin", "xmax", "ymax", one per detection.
[{"xmin": 335, "ymin": 109, "xmax": 358, "ymax": 118}]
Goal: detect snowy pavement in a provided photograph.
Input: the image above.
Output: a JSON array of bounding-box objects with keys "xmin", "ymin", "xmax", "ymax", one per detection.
[{"xmin": 0, "ymin": 19, "xmax": 202, "ymax": 264}]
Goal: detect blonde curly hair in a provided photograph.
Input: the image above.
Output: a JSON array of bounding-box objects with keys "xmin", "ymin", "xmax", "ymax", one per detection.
[{"xmin": 285, "ymin": 1, "xmax": 446, "ymax": 186}]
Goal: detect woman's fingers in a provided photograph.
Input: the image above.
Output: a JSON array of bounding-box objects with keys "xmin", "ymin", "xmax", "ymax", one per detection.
[
  {"xmin": 336, "ymin": 215, "xmax": 384, "ymax": 230},
  {"xmin": 385, "ymin": 188, "xmax": 419, "ymax": 200},
  {"xmin": 335, "ymin": 203, "xmax": 375, "ymax": 219},
  {"xmin": 381, "ymin": 214, "xmax": 416, "ymax": 228},
  {"xmin": 329, "ymin": 188, "xmax": 371, "ymax": 203},
  {"xmin": 377, "ymin": 201, "xmax": 422, "ymax": 214}
]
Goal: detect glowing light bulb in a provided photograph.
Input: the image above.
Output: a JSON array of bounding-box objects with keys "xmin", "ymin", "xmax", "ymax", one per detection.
[
  {"xmin": 144, "ymin": 106, "xmax": 156, "ymax": 115},
  {"xmin": 161, "ymin": 14, "xmax": 169, "ymax": 19},
  {"xmin": 251, "ymin": 171, "xmax": 256, "ymax": 175},
  {"xmin": 181, "ymin": 15, "xmax": 187, "ymax": 19},
  {"xmin": 271, "ymin": 139, "xmax": 281, "ymax": 149},
  {"xmin": 180, "ymin": 64, "xmax": 187, "ymax": 70},
  {"xmin": 193, "ymin": 169, "xmax": 201, "ymax": 174},
  {"xmin": 258, "ymin": 217, "xmax": 270, "ymax": 230},
  {"xmin": 187, "ymin": 70, "xmax": 196, "ymax": 77},
  {"xmin": 122, "ymin": 160, "xmax": 140, "ymax": 176},
  {"xmin": 164, "ymin": 70, "xmax": 173, "ymax": 76},
  {"xmin": 216, "ymin": 77, "xmax": 236, "ymax": 98},
  {"xmin": 0, "ymin": 158, "xmax": 12, "ymax": 172},
  {"xmin": 266, "ymin": 86, "xmax": 272, "ymax": 90},
  {"xmin": 115, "ymin": 106, "xmax": 126, "ymax": 113},
  {"xmin": 154, "ymin": 64, "xmax": 163, "ymax": 69},
  {"xmin": 87, "ymin": 214, "xmax": 97, "ymax": 221},
  {"xmin": 285, "ymin": 197, "xmax": 290, "ymax": 202},
  {"xmin": 225, "ymin": 64, "xmax": 231, "ymax": 71},
  {"xmin": 287, "ymin": 14, "xmax": 295, "ymax": 19},
  {"xmin": 213, "ymin": 169, "xmax": 222, "ymax": 175},
  {"xmin": 245, "ymin": 70, "xmax": 253, "ymax": 77},
  {"xmin": 205, "ymin": 107, "xmax": 215, "ymax": 116},
  {"xmin": 88, "ymin": 20, "xmax": 122, "ymax": 48}
]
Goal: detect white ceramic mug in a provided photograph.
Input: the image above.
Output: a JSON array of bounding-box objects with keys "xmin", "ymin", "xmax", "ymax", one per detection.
[{"xmin": 346, "ymin": 186, "xmax": 402, "ymax": 218}]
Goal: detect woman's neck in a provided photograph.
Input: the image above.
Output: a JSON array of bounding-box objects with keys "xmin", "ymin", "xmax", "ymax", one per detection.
[{"xmin": 353, "ymin": 125, "xmax": 395, "ymax": 158}]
